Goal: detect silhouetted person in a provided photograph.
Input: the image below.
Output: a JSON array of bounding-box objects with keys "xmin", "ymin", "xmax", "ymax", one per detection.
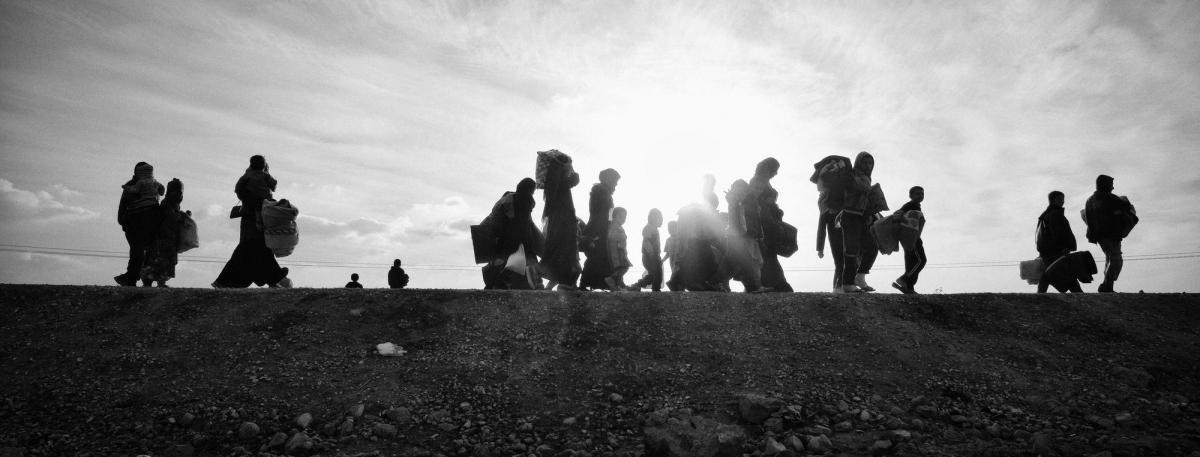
[
  {"xmin": 720, "ymin": 179, "xmax": 765, "ymax": 292},
  {"xmin": 345, "ymin": 273, "xmax": 363, "ymax": 288},
  {"xmin": 115, "ymin": 162, "xmax": 164, "ymax": 287},
  {"xmin": 605, "ymin": 207, "xmax": 632, "ymax": 290},
  {"xmin": 388, "ymin": 259, "xmax": 409, "ymax": 289},
  {"xmin": 539, "ymin": 150, "xmax": 582, "ymax": 290},
  {"xmin": 580, "ymin": 168, "xmax": 620, "ymax": 290},
  {"xmin": 141, "ymin": 178, "xmax": 185, "ymax": 287},
  {"xmin": 480, "ymin": 178, "xmax": 542, "ymax": 289},
  {"xmin": 1084, "ymin": 174, "xmax": 1136, "ymax": 293},
  {"xmin": 834, "ymin": 152, "xmax": 876, "ymax": 293},
  {"xmin": 746, "ymin": 158, "xmax": 792, "ymax": 292},
  {"xmin": 892, "ymin": 186, "xmax": 926, "ymax": 294},
  {"xmin": 1036, "ymin": 191, "xmax": 1082, "ymax": 293},
  {"xmin": 812, "ymin": 155, "xmax": 851, "ymax": 292},
  {"xmin": 663, "ymin": 221, "xmax": 683, "ymax": 291},
  {"xmin": 628, "ymin": 208, "xmax": 664, "ymax": 291},
  {"xmin": 213, "ymin": 155, "xmax": 290, "ymax": 288},
  {"xmin": 701, "ymin": 174, "xmax": 719, "ymax": 211}
]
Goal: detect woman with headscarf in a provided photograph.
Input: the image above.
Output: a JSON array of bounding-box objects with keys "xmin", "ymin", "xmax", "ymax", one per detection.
[
  {"xmin": 745, "ymin": 157, "xmax": 793, "ymax": 292},
  {"xmin": 837, "ymin": 151, "xmax": 875, "ymax": 293},
  {"xmin": 480, "ymin": 178, "xmax": 542, "ymax": 289},
  {"xmin": 141, "ymin": 178, "xmax": 185, "ymax": 287},
  {"xmin": 579, "ymin": 168, "xmax": 620, "ymax": 290},
  {"xmin": 115, "ymin": 162, "xmax": 164, "ymax": 286},
  {"xmin": 212, "ymin": 155, "xmax": 290, "ymax": 288},
  {"xmin": 539, "ymin": 152, "xmax": 581, "ymax": 290}
]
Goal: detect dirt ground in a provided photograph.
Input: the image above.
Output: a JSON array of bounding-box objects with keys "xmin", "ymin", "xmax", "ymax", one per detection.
[{"xmin": 0, "ymin": 284, "xmax": 1198, "ymax": 457}]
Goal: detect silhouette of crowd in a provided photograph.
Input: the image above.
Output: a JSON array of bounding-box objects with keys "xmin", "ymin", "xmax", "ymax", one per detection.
[{"xmin": 115, "ymin": 151, "xmax": 1138, "ymax": 293}]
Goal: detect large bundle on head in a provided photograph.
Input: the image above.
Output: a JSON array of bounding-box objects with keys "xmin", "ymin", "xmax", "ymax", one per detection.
[
  {"xmin": 262, "ymin": 199, "xmax": 300, "ymax": 257},
  {"xmin": 810, "ymin": 155, "xmax": 853, "ymax": 213},
  {"xmin": 535, "ymin": 149, "xmax": 571, "ymax": 189}
]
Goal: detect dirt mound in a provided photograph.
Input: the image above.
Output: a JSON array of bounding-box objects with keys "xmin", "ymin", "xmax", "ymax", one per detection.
[{"xmin": 1, "ymin": 285, "xmax": 1198, "ymax": 456}]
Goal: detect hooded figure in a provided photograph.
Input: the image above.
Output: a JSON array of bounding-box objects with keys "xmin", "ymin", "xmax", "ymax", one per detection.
[
  {"xmin": 746, "ymin": 157, "xmax": 792, "ymax": 292},
  {"xmin": 580, "ymin": 168, "xmax": 620, "ymax": 290},
  {"xmin": 480, "ymin": 177, "xmax": 543, "ymax": 289},
  {"xmin": 141, "ymin": 178, "xmax": 186, "ymax": 287},
  {"xmin": 1083, "ymin": 174, "xmax": 1135, "ymax": 292},
  {"xmin": 835, "ymin": 152, "xmax": 875, "ymax": 293},
  {"xmin": 115, "ymin": 162, "xmax": 165, "ymax": 286},
  {"xmin": 539, "ymin": 151, "xmax": 582, "ymax": 289}
]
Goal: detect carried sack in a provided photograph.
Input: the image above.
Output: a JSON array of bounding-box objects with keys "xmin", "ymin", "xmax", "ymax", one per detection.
[
  {"xmin": 866, "ymin": 183, "xmax": 888, "ymax": 214},
  {"xmin": 1019, "ymin": 257, "xmax": 1045, "ymax": 284},
  {"xmin": 178, "ymin": 211, "xmax": 199, "ymax": 253},
  {"xmin": 810, "ymin": 155, "xmax": 853, "ymax": 212},
  {"xmin": 765, "ymin": 221, "xmax": 799, "ymax": 257},
  {"xmin": 1118, "ymin": 196, "xmax": 1138, "ymax": 238},
  {"xmin": 229, "ymin": 204, "xmax": 243, "ymax": 219},
  {"xmin": 534, "ymin": 149, "xmax": 570, "ymax": 189},
  {"xmin": 1068, "ymin": 250, "xmax": 1097, "ymax": 283},
  {"xmin": 470, "ymin": 224, "xmax": 495, "ymax": 264},
  {"xmin": 871, "ymin": 215, "xmax": 901, "ymax": 255},
  {"xmin": 262, "ymin": 199, "xmax": 300, "ymax": 257}
]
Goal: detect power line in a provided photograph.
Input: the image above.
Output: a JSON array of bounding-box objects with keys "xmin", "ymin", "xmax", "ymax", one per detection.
[{"xmin": 2, "ymin": 244, "xmax": 1198, "ymax": 273}]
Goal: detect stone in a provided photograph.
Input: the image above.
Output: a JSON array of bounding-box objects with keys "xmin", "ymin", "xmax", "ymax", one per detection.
[
  {"xmin": 0, "ymin": 449, "xmax": 25, "ymax": 457},
  {"xmin": 387, "ymin": 407, "xmax": 413, "ymax": 424},
  {"xmin": 1114, "ymin": 412, "xmax": 1133, "ymax": 424},
  {"xmin": 834, "ymin": 421, "xmax": 853, "ymax": 432},
  {"xmin": 238, "ymin": 422, "xmax": 260, "ymax": 439},
  {"xmin": 337, "ymin": 418, "xmax": 355, "ymax": 436},
  {"xmin": 889, "ymin": 430, "xmax": 911, "ymax": 442},
  {"xmin": 784, "ymin": 436, "xmax": 805, "ymax": 452},
  {"xmin": 643, "ymin": 410, "xmax": 745, "ymax": 457},
  {"xmin": 985, "ymin": 423, "xmax": 1001, "ymax": 437},
  {"xmin": 296, "ymin": 412, "xmax": 313, "ymax": 428},
  {"xmin": 178, "ymin": 413, "xmax": 195, "ymax": 427},
  {"xmin": 805, "ymin": 435, "xmax": 833, "ymax": 454},
  {"xmin": 764, "ymin": 417, "xmax": 783, "ymax": 433},
  {"xmin": 738, "ymin": 394, "xmax": 782, "ymax": 424},
  {"xmin": 869, "ymin": 440, "xmax": 893, "ymax": 456},
  {"xmin": 1086, "ymin": 415, "xmax": 1115, "ymax": 429},
  {"xmin": 518, "ymin": 422, "xmax": 534, "ymax": 432},
  {"xmin": 285, "ymin": 432, "xmax": 312, "ymax": 455},
  {"xmin": 563, "ymin": 417, "xmax": 578, "ymax": 426},
  {"xmin": 431, "ymin": 409, "xmax": 452, "ymax": 422},
  {"xmin": 1031, "ymin": 433, "xmax": 1053, "ymax": 457},
  {"xmin": 1013, "ymin": 429, "xmax": 1032, "ymax": 442},
  {"xmin": 1111, "ymin": 367, "xmax": 1154, "ymax": 388},
  {"xmin": 162, "ymin": 445, "xmax": 194, "ymax": 457},
  {"xmin": 266, "ymin": 432, "xmax": 288, "ymax": 449},
  {"xmin": 349, "ymin": 404, "xmax": 365, "ymax": 418},
  {"xmin": 610, "ymin": 393, "xmax": 625, "ymax": 403},
  {"xmin": 762, "ymin": 438, "xmax": 787, "ymax": 455},
  {"xmin": 374, "ymin": 423, "xmax": 398, "ymax": 438}
]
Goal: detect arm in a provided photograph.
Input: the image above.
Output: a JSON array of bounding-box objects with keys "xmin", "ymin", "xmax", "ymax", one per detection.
[{"xmin": 816, "ymin": 212, "xmax": 827, "ymax": 256}]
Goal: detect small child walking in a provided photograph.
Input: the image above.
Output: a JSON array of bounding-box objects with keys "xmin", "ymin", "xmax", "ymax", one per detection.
[
  {"xmin": 662, "ymin": 221, "xmax": 683, "ymax": 291},
  {"xmin": 628, "ymin": 208, "xmax": 664, "ymax": 291},
  {"xmin": 604, "ymin": 207, "xmax": 633, "ymax": 291}
]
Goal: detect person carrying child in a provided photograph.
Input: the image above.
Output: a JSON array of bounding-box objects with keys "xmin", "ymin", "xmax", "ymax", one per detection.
[
  {"xmin": 141, "ymin": 178, "xmax": 185, "ymax": 287},
  {"xmin": 115, "ymin": 162, "xmax": 165, "ymax": 287}
]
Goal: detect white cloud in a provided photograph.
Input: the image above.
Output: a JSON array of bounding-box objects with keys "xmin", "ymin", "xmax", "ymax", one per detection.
[{"xmin": 0, "ymin": 179, "xmax": 99, "ymax": 223}]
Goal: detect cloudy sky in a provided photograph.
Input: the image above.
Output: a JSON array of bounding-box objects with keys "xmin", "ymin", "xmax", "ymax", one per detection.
[{"xmin": 1, "ymin": 0, "xmax": 1198, "ymax": 292}]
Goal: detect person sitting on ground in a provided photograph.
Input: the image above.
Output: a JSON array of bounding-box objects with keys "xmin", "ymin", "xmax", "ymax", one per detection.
[
  {"xmin": 1036, "ymin": 190, "xmax": 1082, "ymax": 293},
  {"xmin": 628, "ymin": 208, "xmax": 664, "ymax": 291},
  {"xmin": 115, "ymin": 162, "xmax": 165, "ymax": 287},
  {"xmin": 388, "ymin": 259, "xmax": 409, "ymax": 289},
  {"xmin": 605, "ymin": 207, "xmax": 633, "ymax": 291},
  {"xmin": 345, "ymin": 273, "xmax": 363, "ymax": 288}
]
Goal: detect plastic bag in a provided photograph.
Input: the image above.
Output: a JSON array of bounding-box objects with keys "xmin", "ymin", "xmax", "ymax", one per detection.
[{"xmin": 178, "ymin": 211, "xmax": 199, "ymax": 253}]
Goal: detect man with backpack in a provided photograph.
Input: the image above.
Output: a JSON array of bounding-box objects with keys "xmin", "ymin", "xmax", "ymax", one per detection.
[
  {"xmin": 1036, "ymin": 191, "xmax": 1082, "ymax": 293},
  {"xmin": 1084, "ymin": 174, "xmax": 1136, "ymax": 293}
]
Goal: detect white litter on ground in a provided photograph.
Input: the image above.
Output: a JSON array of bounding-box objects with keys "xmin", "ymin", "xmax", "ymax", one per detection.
[{"xmin": 376, "ymin": 342, "xmax": 406, "ymax": 356}]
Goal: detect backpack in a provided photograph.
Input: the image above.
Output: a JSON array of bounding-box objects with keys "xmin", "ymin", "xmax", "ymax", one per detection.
[{"xmin": 810, "ymin": 155, "xmax": 852, "ymax": 212}]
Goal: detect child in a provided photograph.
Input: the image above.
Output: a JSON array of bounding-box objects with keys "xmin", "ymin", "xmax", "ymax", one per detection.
[
  {"xmin": 628, "ymin": 209, "xmax": 664, "ymax": 291},
  {"xmin": 721, "ymin": 179, "xmax": 765, "ymax": 292},
  {"xmin": 604, "ymin": 207, "xmax": 633, "ymax": 291},
  {"xmin": 388, "ymin": 259, "xmax": 409, "ymax": 289},
  {"xmin": 662, "ymin": 221, "xmax": 683, "ymax": 291},
  {"xmin": 892, "ymin": 186, "xmax": 926, "ymax": 294},
  {"xmin": 345, "ymin": 273, "xmax": 364, "ymax": 288}
]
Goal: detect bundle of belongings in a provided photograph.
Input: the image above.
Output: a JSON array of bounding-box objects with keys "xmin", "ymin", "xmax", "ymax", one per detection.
[
  {"xmin": 870, "ymin": 209, "xmax": 924, "ymax": 255},
  {"xmin": 262, "ymin": 198, "xmax": 300, "ymax": 257},
  {"xmin": 1020, "ymin": 251, "xmax": 1097, "ymax": 287}
]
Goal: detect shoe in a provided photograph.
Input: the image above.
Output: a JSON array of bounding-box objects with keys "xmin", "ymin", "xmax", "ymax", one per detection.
[
  {"xmin": 271, "ymin": 277, "xmax": 293, "ymax": 288},
  {"xmin": 892, "ymin": 279, "xmax": 915, "ymax": 295},
  {"xmin": 1098, "ymin": 283, "xmax": 1114, "ymax": 293},
  {"xmin": 114, "ymin": 275, "xmax": 137, "ymax": 287},
  {"xmin": 855, "ymin": 273, "xmax": 875, "ymax": 292},
  {"xmin": 604, "ymin": 277, "xmax": 618, "ymax": 291},
  {"xmin": 842, "ymin": 285, "xmax": 864, "ymax": 293},
  {"xmin": 555, "ymin": 284, "xmax": 578, "ymax": 292},
  {"xmin": 156, "ymin": 282, "xmax": 170, "ymax": 288}
]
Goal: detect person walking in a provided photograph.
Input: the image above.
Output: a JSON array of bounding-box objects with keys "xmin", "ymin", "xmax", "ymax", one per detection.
[
  {"xmin": 539, "ymin": 151, "xmax": 582, "ymax": 290},
  {"xmin": 580, "ymin": 168, "xmax": 620, "ymax": 290},
  {"xmin": 605, "ymin": 207, "xmax": 633, "ymax": 290},
  {"xmin": 141, "ymin": 178, "xmax": 185, "ymax": 287},
  {"xmin": 628, "ymin": 208, "xmax": 665, "ymax": 291},
  {"xmin": 1036, "ymin": 190, "xmax": 1082, "ymax": 293},
  {"xmin": 836, "ymin": 152, "xmax": 875, "ymax": 293},
  {"xmin": 892, "ymin": 186, "xmax": 926, "ymax": 294},
  {"xmin": 213, "ymin": 155, "xmax": 290, "ymax": 288},
  {"xmin": 115, "ymin": 162, "xmax": 164, "ymax": 287},
  {"xmin": 746, "ymin": 158, "xmax": 793, "ymax": 292},
  {"xmin": 1084, "ymin": 174, "xmax": 1136, "ymax": 293}
]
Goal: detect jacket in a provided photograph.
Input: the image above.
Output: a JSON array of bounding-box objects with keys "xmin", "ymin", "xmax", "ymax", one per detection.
[
  {"xmin": 1083, "ymin": 191, "xmax": 1134, "ymax": 242},
  {"xmin": 1036, "ymin": 206, "xmax": 1077, "ymax": 256}
]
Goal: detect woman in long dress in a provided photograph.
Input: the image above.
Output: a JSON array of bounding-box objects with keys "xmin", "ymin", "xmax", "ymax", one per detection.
[{"xmin": 212, "ymin": 155, "xmax": 289, "ymax": 288}]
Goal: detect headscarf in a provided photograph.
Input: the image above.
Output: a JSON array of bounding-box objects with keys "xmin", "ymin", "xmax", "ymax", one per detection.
[
  {"xmin": 134, "ymin": 162, "xmax": 154, "ymax": 180},
  {"xmin": 853, "ymin": 151, "xmax": 874, "ymax": 177}
]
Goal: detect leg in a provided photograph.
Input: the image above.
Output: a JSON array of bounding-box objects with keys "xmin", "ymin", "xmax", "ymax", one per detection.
[
  {"xmin": 1099, "ymin": 238, "xmax": 1123, "ymax": 291},
  {"xmin": 826, "ymin": 218, "xmax": 844, "ymax": 290},
  {"xmin": 906, "ymin": 239, "xmax": 927, "ymax": 288},
  {"xmin": 839, "ymin": 214, "xmax": 864, "ymax": 290}
]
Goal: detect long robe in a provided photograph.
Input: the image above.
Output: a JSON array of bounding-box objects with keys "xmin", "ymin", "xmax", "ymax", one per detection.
[{"xmin": 579, "ymin": 183, "xmax": 614, "ymax": 290}]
